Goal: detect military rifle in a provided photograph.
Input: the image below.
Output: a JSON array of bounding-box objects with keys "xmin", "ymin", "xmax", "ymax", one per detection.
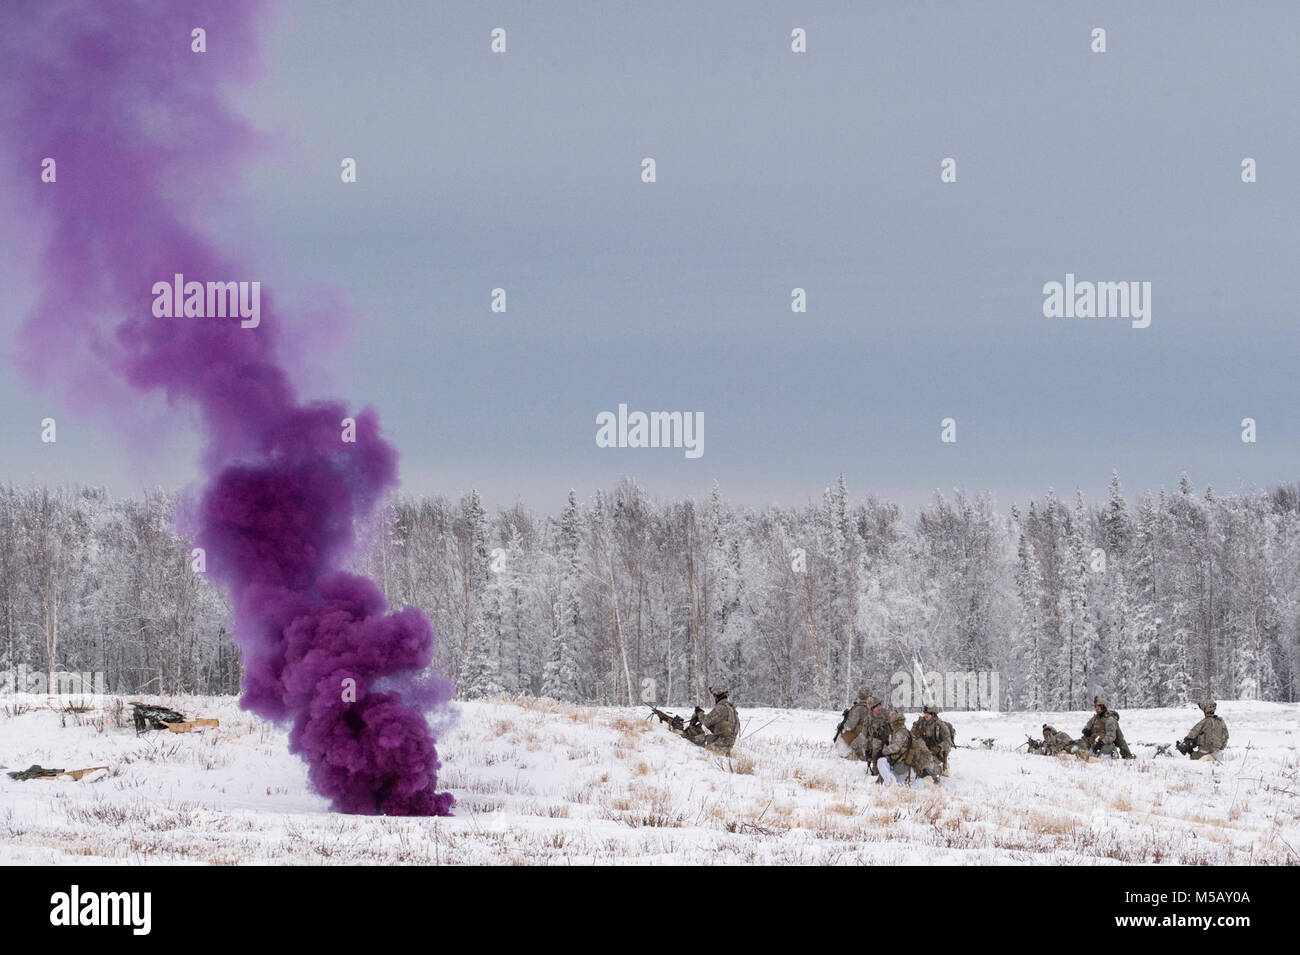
[
  {"xmin": 1024, "ymin": 735, "xmax": 1044, "ymax": 753},
  {"xmin": 833, "ymin": 707, "xmax": 851, "ymax": 743},
  {"xmin": 646, "ymin": 704, "xmax": 686, "ymax": 732}
]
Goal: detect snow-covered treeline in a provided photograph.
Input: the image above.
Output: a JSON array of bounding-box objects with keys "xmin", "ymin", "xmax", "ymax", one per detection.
[
  {"xmin": 0, "ymin": 485, "xmax": 236, "ymax": 696},
  {"xmin": 3, "ymin": 474, "xmax": 1299, "ymax": 708},
  {"xmin": 355, "ymin": 473, "xmax": 1300, "ymax": 710}
]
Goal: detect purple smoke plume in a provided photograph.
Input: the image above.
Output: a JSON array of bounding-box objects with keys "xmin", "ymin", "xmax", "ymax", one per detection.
[{"xmin": 0, "ymin": 0, "xmax": 454, "ymax": 815}]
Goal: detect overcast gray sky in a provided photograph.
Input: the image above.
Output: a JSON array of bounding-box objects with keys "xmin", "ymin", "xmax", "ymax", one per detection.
[{"xmin": 3, "ymin": 0, "xmax": 1298, "ymax": 513}]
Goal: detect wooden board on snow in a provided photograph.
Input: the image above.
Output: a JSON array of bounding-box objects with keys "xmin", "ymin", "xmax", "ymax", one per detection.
[
  {"xmin": 34, "ymin": 766, "xmax": 109, "ymax": 782},
  {"xmin": 162, "ymin": 718, "xmax": 219, "ymax": 733}
]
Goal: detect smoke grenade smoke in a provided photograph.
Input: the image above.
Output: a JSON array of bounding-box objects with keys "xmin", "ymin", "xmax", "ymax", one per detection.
[{"xmin": 0, "ymin": 1, "xmax": 454, "ymax": 815}]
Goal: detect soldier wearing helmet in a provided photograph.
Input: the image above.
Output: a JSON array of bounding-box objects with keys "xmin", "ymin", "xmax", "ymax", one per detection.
[
  {"xmin": 863, "ymin": 697, "xmax": 896, "ymax": 777},
  {"xmin": 1178, "ymin": 700, "xmax": 1229, "ymax": 761},
  {"xmin": 911, "ymin": 703, "xmax": 954, "ymax": 775},
  {"xmin": 1082, "ymin": 695, "xmax": 1134, "ymax": 759},
  {"xmin": 836, "ymin": 685, "xmax": 877, "ymax": 761},
  {"xmin": 1039, "ymin": 723, "xmax": 1080, "ymax": 757},
  {"xmin": 877, "ymin": 711, "xmax": 912, "ymax": 784},
  {"xmin": 878, "ymin": 710, "xmax": 941, "ymax": 787},
  {"xmin": 695, "ymin": 684, "xmax": 738, "ymax": 754}
]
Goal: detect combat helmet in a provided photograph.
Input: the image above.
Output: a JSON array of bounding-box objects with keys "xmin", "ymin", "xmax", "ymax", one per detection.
[
  {"xmin": 923, "ymin": 703, "xmax": 940, "ymax": 716},
  {"xmin": 708, "ymin": 684, "xmax": 729, "ymax": 700},
  {"xmin": 1199, "ymin": 700, "xmax": 1217, "ymax": 715},
  {"xmin": 857, "ymin": 685, "xmax": 874, "ymax": 702}
]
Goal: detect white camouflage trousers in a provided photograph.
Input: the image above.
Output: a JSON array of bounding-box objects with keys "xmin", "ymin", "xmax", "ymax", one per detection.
[{"xmin": 876, "ymin": 758, "xmax": 917, "ymax": 787}]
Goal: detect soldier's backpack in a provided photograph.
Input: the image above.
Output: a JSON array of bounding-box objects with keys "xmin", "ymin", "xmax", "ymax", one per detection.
[
  {"xmin": 905, "ymin": 735, "xmax": 926, "ymax": 767},
  {"xmin": 896, "ymin": 730, "xmax": 920, "ymax": 767},
  {"xmin": 720, "ymin": 700, "xmax": 738, "ymax": 738}
]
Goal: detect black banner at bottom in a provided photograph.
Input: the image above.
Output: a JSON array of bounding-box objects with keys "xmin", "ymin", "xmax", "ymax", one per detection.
[{"xmin": 1, "ymin": 864, "xmax": 1274, "ymax": 941}]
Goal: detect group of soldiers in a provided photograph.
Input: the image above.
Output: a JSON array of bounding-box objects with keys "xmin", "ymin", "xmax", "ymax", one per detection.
[
  {"xmin": 835, "ymin": 685, "xmax": 953, "ymax": 786},
  {"xmin": 651, "ymin": 683, "xmax": 951, "ymax": 786},
  {"xmin": 647, "ymin": 686, "xmax": 1231, "ymax": 778},
  {"xmin": 1030, "ymin": 696, "xmax": 1136, "ymax": 759},
  {"xmin": 1028, "ymin": 696, "xmax": 1230, "ymax": 763}
]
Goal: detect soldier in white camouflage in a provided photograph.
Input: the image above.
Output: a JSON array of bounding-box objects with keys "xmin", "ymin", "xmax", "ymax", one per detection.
[
  {"xmin": 695, "ymin": 685, "xmax": 738, "ymax": 754},
  {"xmin": 911, "ymin": 703, "xmax": 953, "ymax": 775},
  {"xmin": 1179, "ymin": 700, "xmax": 1229, "ymax": 761}
]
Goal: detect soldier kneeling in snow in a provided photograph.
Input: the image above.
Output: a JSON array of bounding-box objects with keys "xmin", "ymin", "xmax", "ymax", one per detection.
[
  {"xmin": 1177, "ymin": 700, "xmax": 1228, "ymax": 762},
  {"xmin": 835, "ymin": 686, "xmax": 876, "ymax": 760},
  {"xmin": 863, "ymin": 699, "xmax": 897, "ymax": 777},
  {"xmin": 911, "ymin": 704, "xmax": 953, "ymax": 776},
  {"xmin": 877, "ymin": 711, "xmax": 941, "ymax": 787}
]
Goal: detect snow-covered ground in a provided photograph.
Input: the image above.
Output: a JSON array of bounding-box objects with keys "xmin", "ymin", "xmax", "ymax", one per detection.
[{"xmin": 1, "ymin": 694, "xmax": 1297, "ymax": 865}]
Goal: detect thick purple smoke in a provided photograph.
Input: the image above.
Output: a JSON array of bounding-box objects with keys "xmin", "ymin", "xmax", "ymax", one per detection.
[{"xmin": 0, "ymin": 1, "xmax": 454, "ymax": 815}]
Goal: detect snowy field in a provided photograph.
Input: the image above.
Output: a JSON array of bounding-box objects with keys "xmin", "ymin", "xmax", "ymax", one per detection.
[{"xmin": 1, "ymin": 694, "xmax": 1297, "ymax": 865}]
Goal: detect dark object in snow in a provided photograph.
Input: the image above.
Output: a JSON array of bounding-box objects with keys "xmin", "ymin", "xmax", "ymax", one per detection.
[
  {"xmin": 130, "ymin": 702, "xmax": 186, "ymax": 735},
  {"xmin": 8, "ymin": 764, "xmax": 108, "ymax": 782},
  {"xmin": 8, "ymin": 764, "xmax": 63, "ymax": 780}
]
